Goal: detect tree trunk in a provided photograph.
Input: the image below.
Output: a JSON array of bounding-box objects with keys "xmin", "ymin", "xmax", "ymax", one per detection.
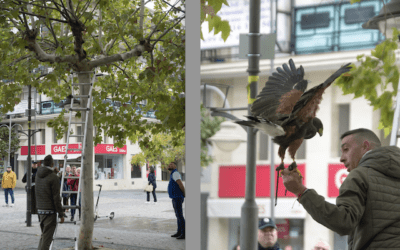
[{"xmin": 77, "ymin": 72, "xmax": 94, "ymax": 249}]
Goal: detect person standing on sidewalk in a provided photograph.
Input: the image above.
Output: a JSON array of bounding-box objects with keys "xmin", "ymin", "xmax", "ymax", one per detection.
[
  {"xmin": 35, "ymin": 155, "xmax": 64, "ymax": 250},
  {"xmin": 67, "ymin": 166, "xmax": 80, "ymax": 221},
  {"xmin": 2, "ymin": 166, "xmax": 16, "ymax": 207},
  {"xmin": 22, "ymin": 161, "xmax": 39, "ymax": 221},
  {"xmin": 167, "ymin": 161, "xmax": 185, "ymax": 240},
  {"xmin": 146, "ymin": 167, "xmax": 157, "ymax": 203}
]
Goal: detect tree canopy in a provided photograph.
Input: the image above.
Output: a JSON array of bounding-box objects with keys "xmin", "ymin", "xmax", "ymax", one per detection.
[
  {"xmin": 0, "ymin": 0, "xmax": 185, "ymax": 148},
  {"xmin": 200, "ymin": 0, "xmax": 230, "ymax": 41}
]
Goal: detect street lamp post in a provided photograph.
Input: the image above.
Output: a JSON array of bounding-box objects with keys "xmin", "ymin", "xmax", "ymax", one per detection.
[{"xmin": 362, "ymin": 0, "xmax": 400, "ymax": 146}]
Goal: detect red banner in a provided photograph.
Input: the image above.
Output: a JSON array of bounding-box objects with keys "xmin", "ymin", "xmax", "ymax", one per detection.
[
  {"xmin": 94, "ymin": 144, "xmax": 127, "ymax": 154},
  {"xmin": 51, "ymin": 144, "xmax": 82, "ymax": 154},
  {"xmin": 218, "ymin": 164, "xmax": 306, "ymax": 198},
  {"xmin": 328, "ymin": 164, "xmax": 348, "ymax": 197},
  {"xmin": 51, "ymin": 144, "xmax": 127, "ymax": 154},
  {"xmin": 21, "ymin": 145, "xmax": 46, "ymax": 155},
  {"xmin": 277, "ymin": 219, "xmax": 290, "ymax": 239}
]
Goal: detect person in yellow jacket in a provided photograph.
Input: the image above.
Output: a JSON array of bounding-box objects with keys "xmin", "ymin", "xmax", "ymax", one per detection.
[{"xmin": 2, "ymin": 166, "xmax": 16, "ymax": 207}]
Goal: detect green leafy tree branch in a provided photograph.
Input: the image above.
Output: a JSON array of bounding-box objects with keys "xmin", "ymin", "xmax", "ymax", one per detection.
[
  {"xmin": 200, "ymin": 0, "xmax": 230, "ymax": 41},
  {"xmin": 335, "ymin": 27, "xmax": 400, "ymax": 137}
]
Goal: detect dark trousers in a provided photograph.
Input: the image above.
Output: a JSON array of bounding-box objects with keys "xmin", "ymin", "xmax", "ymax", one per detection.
[
  {"xmin": 147, "ymin": 188, "xmax": 157, "ymax": 202},
  {"xmin": 38, "ymin": 214, "xmax": 57, "ymax": 250},
  {"xmin": 172, "ymin": 197, "xmax": 185, "ymax": 235},
  {"xmin": 70, "ymin": 194, "xmax": 81, "ymax": 218},
  {"xmin": 4, "ymin": 188, "xmax": 14, "ymax": 204}
]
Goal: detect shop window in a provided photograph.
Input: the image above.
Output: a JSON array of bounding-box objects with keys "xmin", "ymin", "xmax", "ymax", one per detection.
[
  {"xmin": 338, "ymin": 104, "xmax": 350, "ymax": 157},
  {"xmin": 131, "ymin": 164, "xmax": 141, "ymax": 178},
  {"xmin": 41, "ymin": 129, "xmax": 45, "ymax": 144},
  {"xmin": 95, "ymin": 154, "xmax": 124, "ymax": 180},
  {"xmin": 162, "ymin": 169, "xmax": 170, "ymax": 181}
]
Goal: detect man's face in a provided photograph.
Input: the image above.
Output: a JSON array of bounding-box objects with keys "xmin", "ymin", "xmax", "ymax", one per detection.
[
  {"xmin": 66, "ymin": 166, "xmax": 71, "ymax": 173},
  {"xmin": 258, "ymin": 227, "xmax": 278, "ymax": 248},
  {"xmin": 167, "ymin": 163, "xmax": 175, "ymax": 171},
  {"xmin": 32, "ymin": 163, "xmax": 37, "ymax": 169},
  {"xmin": 340, "ymin": 134, "xmax": 368, "ymax": 173},
  {"xmin": 6, "ymin": 167, "xmax": 11, "ymax": 173},
  {"xmin": 77, "ymin": 169, "xmax": 81, "ymax": 175},
  {"xmin": 72, "ymin": 166, "xmax": 77, "ymax": 174}
]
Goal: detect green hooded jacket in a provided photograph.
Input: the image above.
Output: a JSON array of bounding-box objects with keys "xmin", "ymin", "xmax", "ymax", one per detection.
[{"xmin": 300, "ymin": 146, "xmax": 400, "ymax": 250}]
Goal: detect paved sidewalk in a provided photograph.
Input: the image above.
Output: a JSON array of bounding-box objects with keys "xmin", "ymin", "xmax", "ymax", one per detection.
[{"xmin": 0, "ymin": 188, "xmax": 185, "ymax": 250}]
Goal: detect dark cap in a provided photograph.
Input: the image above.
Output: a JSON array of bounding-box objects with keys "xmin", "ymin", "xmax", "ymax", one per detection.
[
  {"xmin": 6, "ymin": 166, "xmax": 12, "ymax": 169},
  {"xmin": 259, "ymin": 218, "xmax": 277, "ymax": 230},
  {"xmin": 32, "ymin": 161, "xmax": 38, "ymax": 164}
]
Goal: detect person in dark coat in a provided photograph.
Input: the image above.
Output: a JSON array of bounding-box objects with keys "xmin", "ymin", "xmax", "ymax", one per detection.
[
  {"xmin": 22, "ymin": 161, "xmax": 39, "ymax": 221},
  {"xmin": 282, "ymin": 128, "xmax": 400, "ymax": 250},
  {"xmin": 35, "ymin": 155, "xmax": 64, "ymax": 250},
  {"xmin": 257, "ymin": 218, "xmax": 282, "ymax": 250},
  {"xmin": 146, "ymin": 167, "xmax": 157, "ymax": 203},
  {"xmin": 168, "ymin": 161, "xmax": 185, "ymax": 240}
]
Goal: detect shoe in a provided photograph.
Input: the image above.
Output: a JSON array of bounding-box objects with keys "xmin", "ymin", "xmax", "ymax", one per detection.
[
  {"xmin": 2, "ymin": 204, "xmax": 9, "ymax": 207},
  {"xmin": 171, "ymin": 232, "xmax": 181, "ymax": 237},
  {"xmin": 176, "ymin": 234, "xmax": 185, "ymax": 240},
  {"xmin": 70, "ymin": 217, "xmax": 74, "ymax": 222},
  {"xmin": 145, "ymin": 201, "xmax": 150, "ymax": 204},
  {"xmin": 10, "ymin": 204, "xmax": 14, "ymax": 207}
]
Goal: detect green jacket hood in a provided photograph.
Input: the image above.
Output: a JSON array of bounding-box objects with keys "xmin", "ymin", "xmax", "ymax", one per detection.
[
  {"xmin": 358, "ymin": 146, "xmax": 400, "ymax": 179},
  {"xmin": 37, "ymin": 166, "xmax": 55, "ymax": 178}
]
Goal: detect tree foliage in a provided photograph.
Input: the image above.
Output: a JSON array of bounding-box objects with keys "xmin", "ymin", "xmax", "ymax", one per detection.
[
  {"xmin": 131, "ymin": 130, "xmax": 185, "ymax": 169},
  {"xmin": 200, "ymin": 0, "xmax": 230, "ymax": 41},
  {"xmin": 200, "ymin": 104, "xmax": 224, "ymax": 167},
  {"xmin": 0, "ymin": 127, "xmax": 20, "ymax": 160},
  {"xmin": 0, "ymin": 0, "xmax": 185, "ymax": 148},
  {"xmin": 335, "ymin": 27, "xmax": 400, "ymax": 137}
]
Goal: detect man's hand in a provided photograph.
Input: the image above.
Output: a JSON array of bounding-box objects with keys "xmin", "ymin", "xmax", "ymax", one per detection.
[
  {"xmin": 60, "ymin": 216, "xmax": 64, "ymax": 223},
  {"xmin": 281, "ymin": 168, "xmax": 306, "ymax": 196}
]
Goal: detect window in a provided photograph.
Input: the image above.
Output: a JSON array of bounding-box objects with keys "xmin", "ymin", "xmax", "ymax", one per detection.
[
  {"xmin": 77, "ymin": 126, "xmax": 82, "ymax": 143},
  {"xmin": 41, "ymin": 129, "xmax": 45, "ymax": 144},
  {"xmin": 338, "ymin": 104, "xmax": 350, "ymax": 156},
  {"xmin": 131, "ymin": 164, "xmax": 141, "ymax": 178},
  {"xmin": 301, "ymin": 12, "xmax": 330, "ymax": 30},
  {"xmin": 94, "ymin": 155, "xmax": 124, "ymax": 180},
  {"xmin": 259, "ymin": 133, "xmax": 269, "ymax": 160},
  {"xmin": 345, "ymin": 6, "xmax": 374, "ymax": 25}
]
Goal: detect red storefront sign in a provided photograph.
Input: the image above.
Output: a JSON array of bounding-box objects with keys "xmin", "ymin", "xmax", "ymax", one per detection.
[
  {"xmin": 218, "ymin": 164, "xmax": 306, "ymax": 198},
  {"xmin": 94, "ymin": 144, "xmax": 127, "ymax": 154},
  {"xmin": 51, "ymin": 144, "xmax": 82, "ymax": 154},
  {"xmin": 328, "ymin": 163, "xmax": 348, "ymax": 197},
  {"xmin": 276, "ymin": 219, "xmax": 290, "ymax": 239},
  {"xmin": 51, "ymin": 144, "xmax": 127, "ymax": 155},
  {"xmin": 21, "ymin": 145, "xmax": 46, "ymax": 155}
]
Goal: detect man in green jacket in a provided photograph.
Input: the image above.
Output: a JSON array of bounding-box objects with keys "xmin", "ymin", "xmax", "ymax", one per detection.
[{"xmin": 282, "ymin": 128, "xmax": 400, "ymax": 250}]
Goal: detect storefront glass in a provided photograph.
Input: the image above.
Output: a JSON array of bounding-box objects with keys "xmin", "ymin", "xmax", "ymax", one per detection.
[
  {"xmin": 131, "ymin": 163, "xmax": 141, "ymax": 178},
  {"xmin": 95, "ymin": 154, "xmax": 124, "ymax": 180}
]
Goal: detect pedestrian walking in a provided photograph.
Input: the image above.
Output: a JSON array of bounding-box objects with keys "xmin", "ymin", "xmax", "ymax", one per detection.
[
  {"xmin": 67, "ymin": 166, "xmax": 80, "ymax": 221},
  {"xmin": 22, "ymin": 161, "xmax": 39, "ymax": 221},
  {"xmin": 62, "ymin": 165, "xmax": 71, "ymax": 216},
  {"xmin": 2, "ymin": 166, "xmax": 16, "ymax": 207},
  {"xmin": 146, "ymin": 167, "xmax": 157, "ymax": 203},
  {"xmin": 35, "ymin": 155, "xmax": 64, "ymax": 250},
  {"xmin": 282, "ymin": 128, "xmax": 400, "ymax": 249},
  {"xmin": 167, "ymin": 161, "xmax": 185, "ymax": 240}
]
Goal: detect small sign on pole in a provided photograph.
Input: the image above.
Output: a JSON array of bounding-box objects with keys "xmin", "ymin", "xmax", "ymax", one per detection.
[{"xmin": 239, "ymin": 33, "xmax": 277, "ymax": 60}]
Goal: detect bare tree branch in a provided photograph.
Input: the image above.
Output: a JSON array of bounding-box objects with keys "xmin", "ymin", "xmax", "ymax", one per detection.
[
  {"xmin": 8, "ymin": 54, "xmax": 31, "ymax": 66},
  {"xmin": 78, "ymin": 0, "xmax": 93, "ymax": 19},
  {"xmin": 0, "ymin": 7, "xmax": 69, "ymax": 23},
  {"xmin": 89, "ymin": 44, "xmax": 145, "ymax": 68},
  {"xmin": 147, "ymin": 0, "xmax": 180, "ymax": 40},
  {"xmin": 152, "ymin": 16, "xmax": 184, "ymax": 47}
]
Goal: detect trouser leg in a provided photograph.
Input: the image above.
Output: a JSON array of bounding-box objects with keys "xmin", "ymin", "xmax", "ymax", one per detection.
[
  {"xmin": 9, "ymin": 189, "xmax": 14, "ymax": 204},
  {"xmin": 172, "ymin": 198, "xmax": 185, "ymax": 234},
  {"xmin": 38, "ymin": 214, "xmax": 57, "ymax": 250},
  {"xmin": 71, "ymin": 194, "xmax": 76, "ymax": 218},
  {"xmin": 152, "ymin": 189, "xmax": 157, "ymax": 202},
  {"xmin": 147, "ymin": 192, "xmax": 150, "ymax": 202},
  {"xmin": 4, "ymin": 189, "xmax": 9, "ymax": 204}
]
